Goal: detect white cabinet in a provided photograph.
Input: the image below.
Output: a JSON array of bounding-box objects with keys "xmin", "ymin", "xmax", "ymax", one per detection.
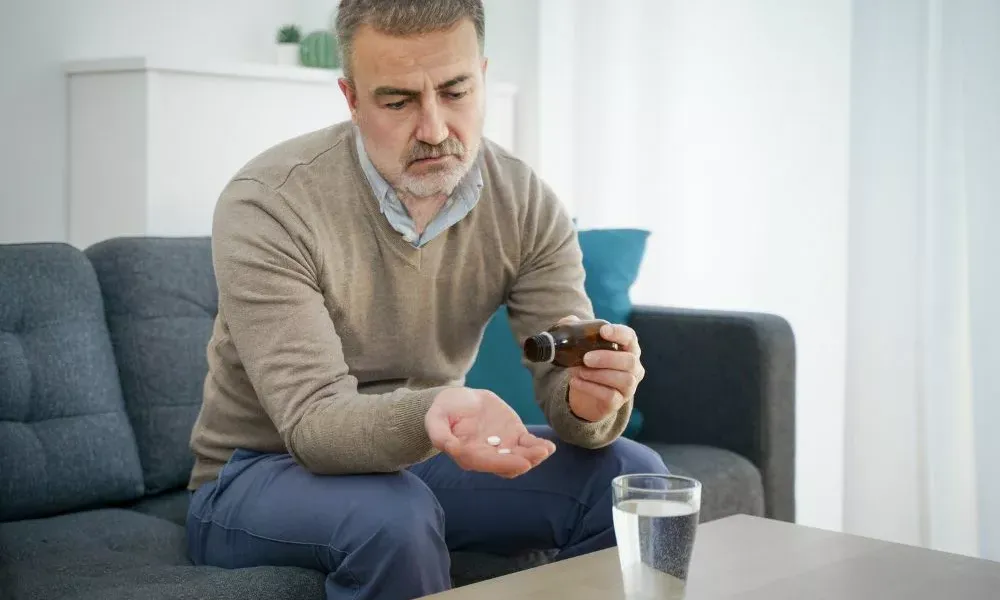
[{"xmin": 64, "ymin": 57, "xmax": 517, "ymax": 249}]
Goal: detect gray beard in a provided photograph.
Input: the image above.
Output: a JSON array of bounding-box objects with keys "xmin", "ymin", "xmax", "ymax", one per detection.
[
  {"xmin": 395, "ymin": 144, "xmax": 480, "ymax": 198},
  {"xmin": 396, "ymin": 163, "xmax": 468, "ymax": 198}
]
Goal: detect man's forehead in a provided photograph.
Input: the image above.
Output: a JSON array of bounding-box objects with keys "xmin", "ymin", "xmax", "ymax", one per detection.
[{"xmin": 351, "ymin": 21, "xmax": 481, "ymax": 89}]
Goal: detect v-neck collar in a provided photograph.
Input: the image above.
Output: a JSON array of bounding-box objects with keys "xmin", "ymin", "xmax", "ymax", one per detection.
[{"xmin": 348, "ymin": 131, "xmax": 447, "ymax": 270}]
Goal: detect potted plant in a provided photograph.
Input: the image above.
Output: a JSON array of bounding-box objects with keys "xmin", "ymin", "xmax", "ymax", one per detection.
[
  {"xmin": 275, "ymin": 25, "xmax": 301, "ymax": 66},
  {"xmin": 299, "ymin": 29, "xmax": 341, "ymax": 70}
]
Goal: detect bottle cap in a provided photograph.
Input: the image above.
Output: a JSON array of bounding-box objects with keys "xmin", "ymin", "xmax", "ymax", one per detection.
[{"xmin": 524, "ymin": 331, "xmax": 556, "ymax": 363}]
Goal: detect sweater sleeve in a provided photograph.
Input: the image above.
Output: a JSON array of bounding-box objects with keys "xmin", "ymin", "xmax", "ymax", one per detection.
[
  {"xmin": 212, "ymin": 178, "xmax": 451, "ymax": 474},
  {"xmin": 504, "ymin": 173, "xmax": 633, "ymax": 448}
]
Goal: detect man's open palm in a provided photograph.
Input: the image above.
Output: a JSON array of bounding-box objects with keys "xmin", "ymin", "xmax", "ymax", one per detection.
[{"xmin": 425, "ymin": 388, "xmax": 556, "ymax": 478}]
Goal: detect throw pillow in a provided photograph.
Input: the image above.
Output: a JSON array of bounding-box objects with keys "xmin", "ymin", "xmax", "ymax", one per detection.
[{"xmin": 464, "ymin": 228, "xmax": 650, "ymax": 438}]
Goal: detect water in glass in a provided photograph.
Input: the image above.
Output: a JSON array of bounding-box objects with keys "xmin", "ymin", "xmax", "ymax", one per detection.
[{"xmin": 612, "ymin": 475, "xmax": 701, "ymax": 600}]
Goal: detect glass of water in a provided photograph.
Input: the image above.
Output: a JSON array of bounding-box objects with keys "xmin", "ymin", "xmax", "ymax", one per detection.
[{"xmin": 611, "ymin": 474, "xmax": 702, "ymax": 600}]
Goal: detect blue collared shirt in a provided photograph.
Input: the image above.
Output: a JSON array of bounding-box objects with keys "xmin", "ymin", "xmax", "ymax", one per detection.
[{"xmin": 355, "ymin": 130, "xmax": 484, "ymax": 247}]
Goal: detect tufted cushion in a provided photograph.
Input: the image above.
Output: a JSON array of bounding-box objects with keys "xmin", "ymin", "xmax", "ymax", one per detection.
[
  {"xmin": 0, "ymin": 243, "xmax": 145, "ymax": 521},
  {"xmin": 86, "ymin": 237, "xmax": 218, "ymax": 494},
  {"xmin": 0, "ymin": 508, "xmax": 326, "ymax": 600},
  {"xmin": 127, "ymin": 490, "xmax": 193, "ymax": 527}
]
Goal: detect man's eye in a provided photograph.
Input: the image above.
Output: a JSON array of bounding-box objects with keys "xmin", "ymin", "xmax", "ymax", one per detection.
[
  {"xmin": 385, "ymin": 100, "xmax": 407, "ymax": 110},
  {"xmin": 446, "ymin": 91, "xmax": 468, "ymax": 100}
]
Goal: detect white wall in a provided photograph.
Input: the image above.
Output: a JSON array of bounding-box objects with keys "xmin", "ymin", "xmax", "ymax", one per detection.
[
  {"xmin": 0, "ymin": 0, "xmax": 321, "ymax": 244},
  {"xmin": 0, "ymin": 0, "xmax": 531, "ymax": 245},
  {"xmin": 536, "ymin": 0, "xmax": 852, "ymax": 533},
  {"xmin": 483, "ymin": 0, "xmax": 540, "ymax": 170}
]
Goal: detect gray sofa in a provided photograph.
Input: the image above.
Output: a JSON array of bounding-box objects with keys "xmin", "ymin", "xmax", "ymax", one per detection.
[{"xmin": 0, "ymin": 237, "xmax": 796, "ymax": 599}]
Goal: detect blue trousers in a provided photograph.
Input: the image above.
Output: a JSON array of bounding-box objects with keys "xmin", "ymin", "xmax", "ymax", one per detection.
[{"xmin": 186, "ymin": 425, "xmax": 668, "ymax": 600}]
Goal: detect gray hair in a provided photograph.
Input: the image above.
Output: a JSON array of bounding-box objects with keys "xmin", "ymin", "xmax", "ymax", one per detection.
[{"xmin": 335, "ymin": 0, "xmax": 485, "ymax": 81}]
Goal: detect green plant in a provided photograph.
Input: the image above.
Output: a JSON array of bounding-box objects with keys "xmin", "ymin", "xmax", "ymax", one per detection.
[
  {"xmin": 299, "ymin": 30, "xmax": 340, "ymax": 69},
  {"xmin": 277, "ymin": 25, "xmax": 301, "ymax": 44}
]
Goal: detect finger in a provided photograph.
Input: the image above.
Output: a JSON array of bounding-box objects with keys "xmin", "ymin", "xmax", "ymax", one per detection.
[
  {"xmin": 569, "ymin": 376, "xmax": 626, "ymax": 413},
  {"xmin": 558, "ymin": 314, "xmax": 582, "ymax": 324},
  {"xmin": 514, "ymin": 433, "xmax": 556, "ymax": 465},
  {"xmin": 583, "ymin": 349, "xmax": 640, "ymax": 373},
  {"xmin": 450, "ymin": 442, "xmax": 533, "ymax": 478},
  {"xmin": 600, "ymin": 323, "xmax": 641, "ymax": 356},
  {"xmin": 517, "ymin": 431, "xmax": 557, "ymax": 455},
  {"xmin": 574, "ymin": 367, "xmax": 638, "ymax": 397},
  {"xmin": 480, "ymin": 429, "xmax": 553, "ymax": 467},
  {"xmin": 425, "ymin": 413, "xmax": 460, "ymax": 451},
  {"xmin": 511, "ymin": 444, "xmax": 552, "ymax": 467},
  {"xmin": 475, "ymin": 449, "xmax": 533, "ymax": 478}
]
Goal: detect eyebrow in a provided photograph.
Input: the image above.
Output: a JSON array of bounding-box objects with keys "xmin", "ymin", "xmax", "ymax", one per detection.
[{"xmin": 373, "ymin": 74, "xmax": 472, "ymax": 97}]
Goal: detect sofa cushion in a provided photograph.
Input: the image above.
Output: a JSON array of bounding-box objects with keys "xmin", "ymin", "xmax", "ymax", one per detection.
[
  {"xmin": 464, "ymin": 228, "xmax": 650, "ymax": 438},
  {"xmin": 127, "ymin": 489, "xmax": 191, "ymax": 527},
  {"xmin": 450, "ymin": 550, "xmax": 555, "ymax": 588},
  {"xmin": 0, "ymin": 243, "xmax": 145, "ymax": 521},
  {"xmin": 648, "ymin": 443, "xmax": 765, "ymax": 522},
  {"xmin": 85, "ymin": 237, "xmax": 218, "ymax": 494},
  {"xmin": 0, "ymin": 508, "xmax": 326, "ymax": 600}
]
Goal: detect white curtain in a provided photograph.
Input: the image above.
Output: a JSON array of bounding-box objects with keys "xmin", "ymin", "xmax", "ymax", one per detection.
[
  {"xmin": 537, "ymin": 0, "xmax": 854, "ymax": 534},
  {"xmin": 844, "ymin": 0, "xmax": 999, "ymax": 560},
  {"xmin": 536, "ymin": 0, "xmax": 999, "ymax": 559}
]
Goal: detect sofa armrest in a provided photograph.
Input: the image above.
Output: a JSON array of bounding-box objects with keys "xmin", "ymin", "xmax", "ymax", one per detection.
[{"xmin": 627, "ymin": 305, "xmax": 796, "ymax": 522}]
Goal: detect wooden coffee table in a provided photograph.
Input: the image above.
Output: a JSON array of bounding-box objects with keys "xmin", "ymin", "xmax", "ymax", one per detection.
[{"xmin": 423, "ymin": 514, "xmax": 1000, "ymax": 599}]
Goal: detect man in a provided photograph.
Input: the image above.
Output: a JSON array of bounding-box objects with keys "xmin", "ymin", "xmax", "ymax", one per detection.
[{"xmin": 185, "ymin": 0, "xmax": 669, "ymax": 598}]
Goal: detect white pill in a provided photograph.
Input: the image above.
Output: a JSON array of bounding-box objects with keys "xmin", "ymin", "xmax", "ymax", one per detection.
[
  {"xmin": 497, "ymin": 448, "xmax": 511, "ymax": 455},
  {"xmin": 486, "ymin": 436, "xmax": 501, "ymax": 446}
]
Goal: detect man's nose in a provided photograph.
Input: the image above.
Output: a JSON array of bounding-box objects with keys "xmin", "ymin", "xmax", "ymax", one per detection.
[{"xmin": 415, "ymin": 99, "xmax": 448, "ymax": 146}]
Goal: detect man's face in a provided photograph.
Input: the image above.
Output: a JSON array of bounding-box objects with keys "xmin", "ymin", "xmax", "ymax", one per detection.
[{"xmin": 339, "ymin": 19, "xmax": 487, "ymax": 199}]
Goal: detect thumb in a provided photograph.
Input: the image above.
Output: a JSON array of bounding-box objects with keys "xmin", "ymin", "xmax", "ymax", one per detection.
[
  {"xmin": 558, "ymin": 314, "xmax": 581, "ymax": 324},
  {"xmin": 425, "ymin": 411, "xmax": 460, "ymax": 451}
]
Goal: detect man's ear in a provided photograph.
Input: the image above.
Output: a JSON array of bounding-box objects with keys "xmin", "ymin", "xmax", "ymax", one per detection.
[
  {"xmin": 338, "ymin": 78, "xmax": 359, "ymax": 119},
  {"xmin": 481, "ymin": 57, "xmax": 489, "ymax": 77}
]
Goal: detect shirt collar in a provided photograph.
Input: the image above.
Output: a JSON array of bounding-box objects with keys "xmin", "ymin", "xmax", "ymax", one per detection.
[{"xmin": 354, "ymin": 129, "xmax": 393, "ymax": 207}]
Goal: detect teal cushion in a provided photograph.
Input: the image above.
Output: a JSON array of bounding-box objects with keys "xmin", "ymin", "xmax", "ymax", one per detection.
[{"xmin": 465, "ymin": 228, "xmax": 650, "ymax": 438}]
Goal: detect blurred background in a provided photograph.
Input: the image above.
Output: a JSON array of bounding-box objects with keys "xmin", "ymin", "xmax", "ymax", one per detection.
[{"xmin": 1, "ymin": 0, "xmax": 997, "ymax": 562}]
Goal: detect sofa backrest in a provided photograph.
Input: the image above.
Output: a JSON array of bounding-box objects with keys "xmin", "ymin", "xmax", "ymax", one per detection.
[
  {"xmin": 0, "ymin": 243, "xmax": 145, "ymax": 522},
  {"xmin": 85, "ymin": 237, "xmax": 217, "ymax": 495}
]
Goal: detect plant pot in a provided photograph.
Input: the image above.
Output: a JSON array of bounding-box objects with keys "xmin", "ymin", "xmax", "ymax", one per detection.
[{"xmin": 275, "ymin": 43, "xmax": 299, "ymax": 66}]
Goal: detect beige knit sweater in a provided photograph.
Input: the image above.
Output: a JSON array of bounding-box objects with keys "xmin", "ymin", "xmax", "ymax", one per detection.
[{"xmin": 187, "ymin": 122, "xmax": 633, "ymax": 489}]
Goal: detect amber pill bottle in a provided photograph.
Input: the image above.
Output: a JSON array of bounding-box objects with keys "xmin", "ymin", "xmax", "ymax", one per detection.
[{"xmin": 523, "ymin": 319, "xmax": 620, "ymax": 368}]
